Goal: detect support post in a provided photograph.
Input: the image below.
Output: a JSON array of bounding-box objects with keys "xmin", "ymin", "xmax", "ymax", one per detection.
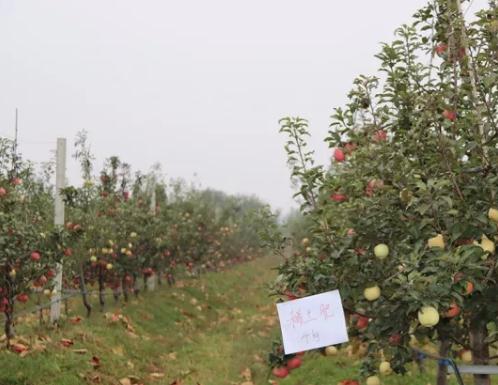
[{"xmin": 50, "ymin": 138, "xmax": 66, "ymax": 324}]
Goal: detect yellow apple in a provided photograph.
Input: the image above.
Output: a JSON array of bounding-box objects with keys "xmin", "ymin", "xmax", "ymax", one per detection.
[
  {"xmin": 379, "ymin": 361, "xmax": 392, "ymax": 375},
  {"xmin": 8, "ymin": 269, "xmax": 16, "ymax": 278},
  {"xmin": 345, "ymin": 344, "xmax": 354, "ymax": 357},
  {"xmin": 364, "ymin": 285, "xmax": 381, "ymax": 301},
  {"xmin": 90, "ymin": 255, "xmax": 98, "ymax": 263},
  {"xmin": 461, "ymin": 350, "xmax": 472, "ymax": 363},
  {"xmin": 418, "ymin": 306, "xmax": 440, "ymax": 327},
  {"xmin": 480, "ymin": 235, "xmax": 495, "ymax": 254},
  {"xmin": 83, "ymin": 179, "xmax": 94, "ymax": 188},
  {"xmin": 374, "ymin": 244, "xmax": 389, "ymax": 259},
  {"xmin": 408, "ymin": 335, "xmax": 419, "ymax": 348},
  {"xmin": 428, "ymin": 234, "xmax": 445, "ymax": 249},
  {"xmin": 106, "ymin": 263, "xmax": 113, "ymax": 270},
  {"xmin": 366, "ymin": 375, "xmax": 381, "ymax": 385},
  {"xmin": 301, "ymin": 238, "xmax": 310, "ymax": 247},
  {"xmin": 422, "ymin": 343, "xmax": 438, "ymax": 356},
  {"xmin": 325, "ymin": 346, "xmax": 338, "ymax": 356},
  {"xmin": 357, "ymin": 342, "xmax": 369, "ymax": 357},
  {"xmin": 43, "ymin": 289, "xmax": 51, "ymax": 297},
  {"xmin": 488, "ymin": 208, "xmax": 498, "ymax": 223},
  {"xmin": 130, "ymin": 232, "xmax": 137, "ymax": 238}
]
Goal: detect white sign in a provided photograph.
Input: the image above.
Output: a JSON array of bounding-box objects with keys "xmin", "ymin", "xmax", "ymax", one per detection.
[{"xmin": 276, "ymin": 290, "xmax": 349, "ymax": 354}]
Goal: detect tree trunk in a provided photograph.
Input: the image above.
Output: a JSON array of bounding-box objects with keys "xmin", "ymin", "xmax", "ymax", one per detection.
[
  {"xmin": 414, "ymin": 351, "xmax": 426, "ymax": 374},
  {"xmin": 79, "ymin": 269, "xmax": 92, "ymax": 318},
  {"xmin": 133, "ymin": 273, "xmax": 139, "ymax": 297},
  {"xmin": 437, "ymin": 338, "xmax": 451, "ymax": 385},
  {"xmin": 113, "ymin": 287, "xmax": 120, "ymax": 303},
  {"xmin": 167, "ymin": 273, "xmax": 175, "ymax": 287},
  {"xmin": 122, "ymin": 276, "xmax": 129, "ymax": 302},
  {"xmin": 64, "ymin": 297, "xmax": 69, "ymax": 316},
  {"xmin": 4, "ymin": 297, "xmax": 15, "ymax": 346},
  {"xmin": 98, "ymin": 269, "xmax": 105, "ymax": 311},
  {"xmin": 470, "ymin": 319, "xmax": 491, "ymax": 385},
  {"xmin": 37, "ymin": 292, "xmax": 44, "ymax": 325}
]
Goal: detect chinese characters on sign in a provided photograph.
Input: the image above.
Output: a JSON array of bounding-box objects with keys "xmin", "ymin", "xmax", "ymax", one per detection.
[{"xmin": 276, "ymin": 290, "xmax": 349, "ymax": 354}]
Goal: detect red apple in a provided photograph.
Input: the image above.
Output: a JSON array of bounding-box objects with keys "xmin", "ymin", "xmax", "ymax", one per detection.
[
  {"xmin": 286, "ymin": 356, "xmax": 302, "ymax": 370},
  {"xmin": 465, "ymin": 281, "xmax": 474, "ymax": 295},
  {"xmin": 333, "ymin": 148, "xmax": 345, "ymax": 162},
  {"xmin": 389, "ymin": 333, "xmax": 402, "ymax": 346},
  {"xmin": 11, "ymin": 177, "xmax": 23, "ymax": 186},
  {"xmin": 356, "ymin": 316, "xmax": 369, "ymax": 330},
  {"xmin": 331, "ymin": 193, "xmax": 347, "ymax": 202},
  {"xmin": 344, "ymin": 142, "xmax": 357, "ymax": 154},
  {"xmin": 453, "ymin": 273, "xmax": 474, "ymax": 295},
  {"xmin": 339, "ymin": 380, "xmax": 360, "ymax": 385},
  {"xmin": 444, "ymin": 303, "xmax": 461, "ymax": 318},
  {"xmin": 64, "ymin": 248, "xmax": 73, "ymax": 257},
  {"xmin": 272, "ymin": 367, "xmax": 289, "ymax": 378},
  {"xmin": 435, "ymin": 43, "xmax": 448, "ymax": 56},
  {"xmin": 373, "ymin": 130, "xmax": 387, "ymax": 142},
  {"xmin": 30, "ymin": 251, "xmax": 41, "ymax": 262},
  {"xmin": 0, "ymin": 187, "xmax": 7, "ymax": 197},
  {"xmin": 16, "ymin": 293, "xmax": 29, "ymax": 303},
  {"xmin": 285, "ymin": 290, "xmax": 298, "ymax": 300},
  {"xmin": 442, "ymin": 109, "xmax": 457, "ymax": 121},
  {"xmin": 46, "ymin": 269, "xmax": 56, "ymax": 278}
]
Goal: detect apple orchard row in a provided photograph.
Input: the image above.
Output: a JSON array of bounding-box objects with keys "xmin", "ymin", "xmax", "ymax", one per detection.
[{"xmin": 0, "ymin": 135, "xmax": 268, "ymax": 344}]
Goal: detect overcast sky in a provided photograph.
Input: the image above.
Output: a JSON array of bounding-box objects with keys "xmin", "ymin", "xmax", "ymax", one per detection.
[{"xmin": 0, "ymin": 0, "xmax": 487, "ymax": 212}]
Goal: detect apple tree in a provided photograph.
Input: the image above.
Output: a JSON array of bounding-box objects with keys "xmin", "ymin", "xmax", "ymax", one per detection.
[{"xmin": 269, "ymin": 1, "xmax": 498, "ymax": 385}]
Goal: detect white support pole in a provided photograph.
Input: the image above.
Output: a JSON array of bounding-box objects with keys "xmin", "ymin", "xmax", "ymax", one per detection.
[{"xmin": 51, "ymin": 138, "xmax": 66, "ymax": 324}]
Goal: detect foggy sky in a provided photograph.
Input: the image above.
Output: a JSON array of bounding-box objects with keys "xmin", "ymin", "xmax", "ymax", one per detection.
[{"xmin": 0, "ymin": 0, "xmax": 487, "ymax": 212}]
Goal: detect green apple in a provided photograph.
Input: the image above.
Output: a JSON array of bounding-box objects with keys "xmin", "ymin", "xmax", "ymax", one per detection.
[
  {"xmin": 366, "ymin": 375, "xmax": 381, "ymax": 385},
  {"xmin": 324, "ymin": 346, "xmax": 338, "ymax": 356},
  {"xmin": 418, "ymin": 306, "xmax": 439, "ymax": 327},
  {"xmin": 488, "ymin": 207, "xmax": 498, "ymax": 223},
  {"xmin": 428, "ymin": 234, "xmax": 445, "ymax": 249},
  {"xmin": 374, "ymin": 244, "xmax": 389, "ymax": 259},
  {"xmin": 364, "ymin": 285, "xmax": 381, "ymax": 301},
  {"xmin": 379, "ymin": 361, "xmax": 392, "ymax": 375}
]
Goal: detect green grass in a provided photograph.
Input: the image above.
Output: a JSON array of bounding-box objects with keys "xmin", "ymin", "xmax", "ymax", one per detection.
[
  {"xmin": 1, "ymin": 256, "xmax": 280, "ymax": 385},
  {"xmin": 278, "ymin": 352, "xmax": 485, "ymax": 385},
  {"xmin": 1, "ymin": 256, "xmax": 497, "ymax": 385}
]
